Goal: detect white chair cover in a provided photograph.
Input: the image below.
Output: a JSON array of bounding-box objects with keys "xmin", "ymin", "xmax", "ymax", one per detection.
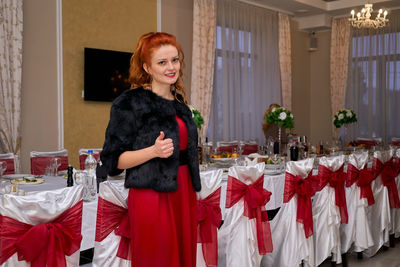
[
  {"xmin": 0, "ymin": 152, "xmax": 15, "ymax": 174},
  {"xmin": 196, "ymin": 169, "xmax": 223, "ymax": 267},
  {"xmin": 340, "ymin": 151, "xmax": 374, "ymax": 254},
  {"xmin": 0, "ymin": 185, "xmax": 83, "ymax": 267},
  {"xmin": 92, "ymin": 180, "xmax": 130, "ymax": 267},
  {"xmin": 261, "ymin": 158, "xmax": 315, "ymax": 267},
  {"xmin": 218, "ymin": 163, "xmax": 266, "ymax": 267},
  {"xmin": 390, "ymin": 148, "xmax": 400, "ymax": 238},
  {"xmin": 363, "ymin": 150, "xmax": 393, "ymax": 257},
  {"xmin": 312, "ymin": 155, "xmax": 345, "ymax": 265}
]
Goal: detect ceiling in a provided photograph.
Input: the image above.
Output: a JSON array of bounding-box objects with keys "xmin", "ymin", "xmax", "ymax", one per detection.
[{"xmin": 241, "ymin": 0, "xmax": 400, "ymax": 31}]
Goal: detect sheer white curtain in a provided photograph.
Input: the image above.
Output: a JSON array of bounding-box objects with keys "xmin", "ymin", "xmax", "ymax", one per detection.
[
  {"xmin": 207, "ymin": 0, "xmax": 281, "ymax": 144},
  {"xmin": 346, "ymin": 9, "xmax": 400, "ymax": 144},
  {"xmin": 0, "ymin": 0, "xmax": 23, "ymax": 171}
]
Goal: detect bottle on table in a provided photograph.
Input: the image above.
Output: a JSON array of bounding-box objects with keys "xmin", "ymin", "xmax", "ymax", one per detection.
[
  {"xmin": 83, "ymin": 150, "xmax": 97, "ymax": 201},
  {"xmin": 289, "ymin": 138, "xmax": 299, "ymax": 161},
  {"xmin": 67, "ymin": 165, "xmax": 73, "ymax": 187}
]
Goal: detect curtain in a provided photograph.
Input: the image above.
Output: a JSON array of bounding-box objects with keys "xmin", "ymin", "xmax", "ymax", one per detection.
[
  {"xmin": 278, "ymin": 12, "xmax": 292, "ymax": 111},
  {"xmin": 330, "ymin": 18, "xmax": 350, "ymax": 139},
  {"xmin": 0, "ymin": 0, "xmax": 23, "ymax": 171},
  {"xmin": 346, "ymin": 9, "xmax": 400, "ymax": 144},
  {"xmin": 207, "ymin": 0, "xmax": 281, "ymax": 144},
  {"xmin": 190, "ymin": 0, "xmax": 217, "ymax": 141}
]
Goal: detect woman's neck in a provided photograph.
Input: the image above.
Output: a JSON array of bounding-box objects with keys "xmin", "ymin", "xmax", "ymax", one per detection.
[{"xmin": 151, "ymin": 84, "xmax": 174, "ymax": 100}]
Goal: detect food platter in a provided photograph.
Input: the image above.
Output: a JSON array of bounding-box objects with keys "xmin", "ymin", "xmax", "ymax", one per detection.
[{"xmin": 10, "ymin": 177, "xmax": 45, "ymax": 185}]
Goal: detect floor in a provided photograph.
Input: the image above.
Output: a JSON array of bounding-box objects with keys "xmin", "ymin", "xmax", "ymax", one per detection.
[
  {"xmin": 80, "ymin": 239, "xmax": 400, "ymax": 266},
  {"xmin": 320, "ymin": 238, "xmax": 400, "ymax": 267}
]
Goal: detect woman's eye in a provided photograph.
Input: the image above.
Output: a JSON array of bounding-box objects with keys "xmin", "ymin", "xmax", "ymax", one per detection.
[
  {"xmin": 158, "ymin": 61, "xmax": 166, "ymax": 65},
  {"xmin": 172, "ymin": 58, "xmax": 179, "ymax": 63}
]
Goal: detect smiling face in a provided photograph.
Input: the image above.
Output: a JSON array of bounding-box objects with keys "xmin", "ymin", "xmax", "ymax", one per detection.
[{"xmin": 143, "ymin": 44, "xmax": 180, "ymax": 90}]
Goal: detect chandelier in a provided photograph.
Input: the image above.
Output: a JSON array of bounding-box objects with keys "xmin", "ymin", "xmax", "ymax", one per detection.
[{"xmin": 349, "ymin": 4, "xmax": 388, "ymax": 29}]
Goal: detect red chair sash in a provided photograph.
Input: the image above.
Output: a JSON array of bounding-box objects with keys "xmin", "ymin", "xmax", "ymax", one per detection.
[
  {"xmin": 31, "ymin": 156, "xmax": 68, "ymax": 175},
  {"xmin": 373, "ymin": 158, "xmax": 400, "ymax": 209},
  {"xmin": 218, "ymin": 145, "xmax": 238, "ymax": 153},
  {"xmin": 346, "ymin": 164, "xmax": 375, "ymax": 205},
  {"xmin": 283, "ymin": 172, "xmax": 317, "ymax": 238},
  {"xmin": 0, "ymin": 200, "xmax": 83, "ymax": 267},
  {"xmin": 0, "ymin": 158, "xmax": 15, "ymax": 175},
  {"xmin": 95, "ymin": 197, "xmax": 131, "ymax": 260},
  {"xmin": 197, "ymin": 187, "xmax": 222, "ymax": 267},
  {"xmin": 394, "ymin": 158, "xmax": 400, "ymax": 176},
  {"xmin": 392, "ymin": 140, "xmax": 400, "ymax": 146},
  {"xmin": 318, "ymin": 165, "xmax": 348, "ymax": 224},
  {"xmin": 226, "ymin": 175, "xmax": 273, "ymax": 255},
  {"xmin": 242, "ymin": 144, "xmax": 258, "ymax": 155},
  {"xmin": 357, "ymin": 140, "xmax": 377, "ymax": 148}
]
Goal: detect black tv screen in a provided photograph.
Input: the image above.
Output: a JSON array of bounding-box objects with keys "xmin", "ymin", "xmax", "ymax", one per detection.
[{"xmin": 84, "ymin": 47, "xmax": 133, "ymax": 102}]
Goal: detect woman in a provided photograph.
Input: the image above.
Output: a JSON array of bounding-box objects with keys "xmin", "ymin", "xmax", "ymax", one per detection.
[{"xmin": 100, "ymin": 32, "xmax": 201, "ymax": 267}]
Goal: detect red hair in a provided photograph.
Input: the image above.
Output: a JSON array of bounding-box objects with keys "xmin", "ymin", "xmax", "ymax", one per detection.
[{"xmin": 129, "ymin": 32, "xmax": 186, "ymax": 102}]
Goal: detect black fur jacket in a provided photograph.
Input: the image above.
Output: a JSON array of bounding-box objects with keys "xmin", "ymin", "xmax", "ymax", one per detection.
[{"xmin": 100, "ymin": 87, "xmax": 201, "ymax": 192}]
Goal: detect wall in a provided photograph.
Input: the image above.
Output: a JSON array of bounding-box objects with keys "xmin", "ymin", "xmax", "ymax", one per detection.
[
  {"xmin": 21, "ymin": 0, "xmax": 59, "ymax": 173},
  {"xmin": 63, "ymin": 0, "xmax": 157, "ymax": 168},
  {"xmin": 291, "ymin": 20, "xmax": 311, "ymax": 141},
  {"xmin": 309, "ymin": 30, "xmax": 332, "ymax": 144},
  {"xmin": 161, "ymin": 0, "xmax": 194, "ymax": 97}
]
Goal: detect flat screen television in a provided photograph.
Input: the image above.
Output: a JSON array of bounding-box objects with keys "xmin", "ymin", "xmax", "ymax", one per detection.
[{"xmin": 84, "ymin": 47, "xmax": 133, "ymax": 102}]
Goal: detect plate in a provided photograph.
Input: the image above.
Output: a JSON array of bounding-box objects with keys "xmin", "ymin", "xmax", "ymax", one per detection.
[
  {"xmin": 10, "ymin": 178, "xmax": 45, "ymax": 185},
  {"xmin": 211, "ymin": 157, "xmax": 237, "ymax": 163},
  {"xmin": 2, "ymin": 174, "xmax": 32, "ymax": 180}
]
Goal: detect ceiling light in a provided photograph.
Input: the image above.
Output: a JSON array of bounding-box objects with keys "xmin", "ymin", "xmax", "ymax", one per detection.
[{"xmin": 349, "ymin": 3, "xmax": 388, "ymax": 29}]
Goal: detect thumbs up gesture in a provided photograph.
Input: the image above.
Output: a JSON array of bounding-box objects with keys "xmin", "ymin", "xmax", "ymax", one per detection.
[{"xmin": 154, "ymin": 131, "xmax": 174, "ymax": 158}]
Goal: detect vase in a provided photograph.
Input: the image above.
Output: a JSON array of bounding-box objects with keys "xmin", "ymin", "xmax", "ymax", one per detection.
[{"xmin": 340, "ymin": 125, "xmax": 348, "ymax": 147}]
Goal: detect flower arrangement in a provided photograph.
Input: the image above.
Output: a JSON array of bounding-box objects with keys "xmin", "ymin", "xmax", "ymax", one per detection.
[
  {"xmin": 189, "ymin": 106, "xmax": 204, "ymax": 130},
  {"xmin": 333, "ymin": 109, "xmax": 357, "ymax": 128},
  {"xmin": 265, "ymin": 107, "xmax": 294, "ymax": 129}
]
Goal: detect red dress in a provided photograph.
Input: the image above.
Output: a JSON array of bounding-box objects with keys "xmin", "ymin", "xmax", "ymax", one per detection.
[{"xmin": 128, "ymin": 116, "xmax": 197, "ymax": 267}]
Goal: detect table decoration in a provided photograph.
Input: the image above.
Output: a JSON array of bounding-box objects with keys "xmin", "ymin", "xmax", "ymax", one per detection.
[
  {"xmin": 333, "ymin": 109, "xmax": 357, "ymax": 146},
  {"xmin": 265, "ymin": 107, "xmax": 294, "ymax": 153}
]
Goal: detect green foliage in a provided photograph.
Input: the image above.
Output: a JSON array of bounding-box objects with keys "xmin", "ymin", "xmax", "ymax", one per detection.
[
  {"xmin": 333, "ymin": 109, "xmax": 357, "ymax": 128},
  {"xmin": 265, "ymin": 107, "xmax": 294, "ymax": 129}
]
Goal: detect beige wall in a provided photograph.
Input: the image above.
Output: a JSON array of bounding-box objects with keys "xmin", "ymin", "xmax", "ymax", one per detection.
[
  {"xmin": 309, "ymin": 30, "xmax": 332, "ymax": 144},
  {"xmin": 62, "ymin": 0, "xmax": 157, "ymax": 168},
  {"xmin": 161, "ymin": 0, "xmax": 194, "ymax": 98},
  {"xmin": 291, "ymin": 21, "xmax": 311, "ymax": 140},
  {"xmin": 21, "ymin": 0, "xmax": 59, "ymax": 173}
]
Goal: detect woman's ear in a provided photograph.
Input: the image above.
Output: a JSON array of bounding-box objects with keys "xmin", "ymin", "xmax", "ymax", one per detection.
[{"xmin": 143, "ymin": 63, "xmax": 150, "ymax": 75}]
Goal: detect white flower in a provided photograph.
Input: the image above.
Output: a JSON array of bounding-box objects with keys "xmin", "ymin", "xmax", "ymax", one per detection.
[
  {"xmin": 346, "ymin": 111, "xmax": 352, "ymax": 118},
  {"xmin": 338, "ymin": 113, "xmax": 344, "ymax": 120},
  {"xmin": 272, "ymin": 108, "xmax": 276, "ymax": 112},
  {"xmin": 279, "ymin": 112, "xmax": 287, "ymax": 120},
  {"xmin": 290, "ymin": 113, "xmax": 293, "ymax": 118}
]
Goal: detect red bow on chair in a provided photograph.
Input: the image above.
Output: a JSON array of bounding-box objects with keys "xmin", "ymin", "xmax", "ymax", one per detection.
[
  {"xmin": 95, "ymin": 197, "xmax": 131, "ymax": 260},
  {"xmin": 373, "ymin": 158, "xmax": 400, "ymax": 209},
  {"xmin": 226, "ymin": 174, "xmax": 273, "ymax": 255},
  {"xmin": 0, "ymin": 200, "xmax": 83, "ymax": 267},
  {"xmin": 346, "ymin": 164, "xmax": 375, "ymax": 205},
  {"xmin": 318, "ymin": 165, "xmax": 348, "ymax": 224},
  {"xmin": 284, "ymin": 172, "xmax": 317, "ymax": 238},
  {"xmin": 197, "ymin": 187, "xmax": 222, "ymax": 267}
]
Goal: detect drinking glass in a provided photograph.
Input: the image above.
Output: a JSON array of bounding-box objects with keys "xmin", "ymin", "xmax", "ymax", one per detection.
[
  {"xmin": 51, "ymin": 157, "xmax": 61, "ymax": 176},
  {"xmin": 0, "ymin": 161, "xmax": 7, "ymax": 177}
]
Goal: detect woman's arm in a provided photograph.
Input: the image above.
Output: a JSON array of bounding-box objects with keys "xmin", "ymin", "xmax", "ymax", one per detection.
[{"xmin": 117, "ymin": 131, "xmax": 174, "ymax": 169}]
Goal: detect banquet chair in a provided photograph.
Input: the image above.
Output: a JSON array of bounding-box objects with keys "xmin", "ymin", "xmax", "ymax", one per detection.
[
  {"xmin": 241, "ymin": 141, "xmax": 258, "ymax": 155},
  {"xmin": 340, "ymin": 151, "xmax": 374, "ymax": 257},
  {"xmin": 218, "ymin": 163, "xmax": 273, "ymax": 267},
  {"xmin": 392, "ymin": 137, "xmax": 400, "ymax": 146},
  {"xmin": 0, "ymin": 152, "xmax": 15, "ymax": 175},
  {"xmin": 30, "ymin": 149, "xmax": 68, "ymax": 175},
  {"xmin": 389, "ymin": 148, "xmax": 400, "ymax": 239},
  {"xmin": 0, "ymin": 185, "xmax": 84, "ymax": 266},
  {"xmin": 261, "ymin": 158, "xmax": 315, "ymax": 267},
  {"xmin": 216, "ymin": 140, "xmax": 239, "ymax": 153},
  {"xmin": 78, "ymin": 148, "xmax": 102, "ymax": 170},
  {"xmin": 356, "ymin": 137, "xmax": 382, "ymax": 148},
  {"xmin": 196, "ymin": 169, "xmax": 223, "ymax": 267},
  {"xmin": 313, "ymin": 155, "xmax": 346, "ymax": 266},
  {"xmin": 92, "ymin": 180, "xmax": 131, "ymax": 267},
  {"xmin": 363, "ymin": 149, "xmax": 395, "ymax": 257}
]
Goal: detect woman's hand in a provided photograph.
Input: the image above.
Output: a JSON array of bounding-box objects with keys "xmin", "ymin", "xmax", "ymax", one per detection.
[{"xmin": 153, "ymin": 131, "xmax": 174, "ymax": 158}]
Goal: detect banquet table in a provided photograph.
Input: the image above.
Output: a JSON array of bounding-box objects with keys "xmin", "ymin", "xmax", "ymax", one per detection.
[{"xmin": 0, "ymin": 169, "xmax": 286, "ymax": 251}]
